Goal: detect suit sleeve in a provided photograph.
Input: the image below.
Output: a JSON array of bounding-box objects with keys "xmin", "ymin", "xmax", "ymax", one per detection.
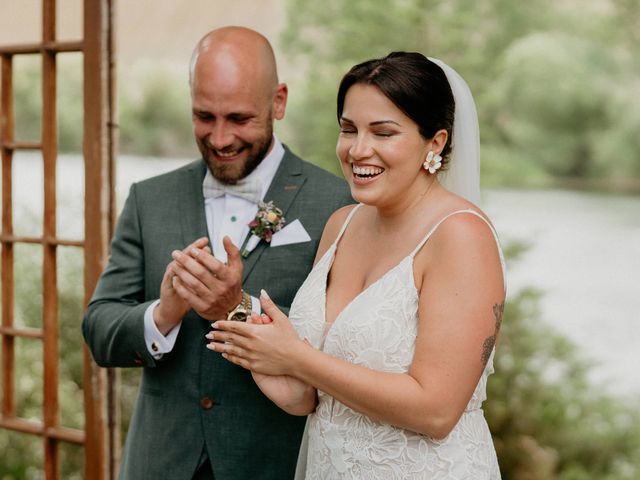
[{"xmin": 82, "ymin": 184, "xmax": 159, "ymax": 368}]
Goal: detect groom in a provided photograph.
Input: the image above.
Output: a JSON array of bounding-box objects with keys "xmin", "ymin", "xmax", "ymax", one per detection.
[{"xmin": 82, "ymin": 26, "xmax": 352, "ymax": 479}]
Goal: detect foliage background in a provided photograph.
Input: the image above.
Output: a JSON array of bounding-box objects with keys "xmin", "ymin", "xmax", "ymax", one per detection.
[
  {"xmin": 279, "ymin": 0, "xmax": 640, "ymax": 190},
  {"xmin": 1, "ymin": 0, "xmax": 639, "ymax": 478},
  {"xmin": 8, "ymin": 1, "xmax": 640, "ymax": 190}
]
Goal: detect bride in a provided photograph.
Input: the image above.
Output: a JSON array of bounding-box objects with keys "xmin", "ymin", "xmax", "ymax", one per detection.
[{"xmin": 206, "ymin": 52, "xmax": 505, "ymax": 479}]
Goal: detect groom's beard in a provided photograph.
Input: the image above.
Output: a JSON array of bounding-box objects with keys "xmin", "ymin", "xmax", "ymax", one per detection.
[{"xmin": 198, "ymin": 124, "xmax": 273, "ymax": 185}]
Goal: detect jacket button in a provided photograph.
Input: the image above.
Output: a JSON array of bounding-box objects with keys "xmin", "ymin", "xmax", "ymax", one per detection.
[{"xmin": 200, "ymin": 396, "xmax": 214, "ymax": 409}]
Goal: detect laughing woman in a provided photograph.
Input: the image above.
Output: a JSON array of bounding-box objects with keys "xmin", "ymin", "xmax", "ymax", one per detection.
[{"xmin": 206, "ymin": 52, "xmax": 505, "ymax": 479}]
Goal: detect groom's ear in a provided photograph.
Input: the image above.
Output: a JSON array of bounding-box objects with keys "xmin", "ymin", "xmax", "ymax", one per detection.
[{"xmin": 272, "ymin": 83, "xmax": 288, "ymax": 120}]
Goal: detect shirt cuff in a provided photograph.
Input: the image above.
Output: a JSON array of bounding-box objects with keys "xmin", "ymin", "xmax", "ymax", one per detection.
[
  {"xmin": 144, "ymin": 299, "xmax": 182, "ymax": 359},
  {"xmin": 251, "ymin": 295, "xmax": 261, "ymax": 315}
]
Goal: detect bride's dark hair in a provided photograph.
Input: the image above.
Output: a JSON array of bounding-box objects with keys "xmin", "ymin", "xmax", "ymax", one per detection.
[{"xmin": 337, "ymin": 51, "xmax": 455, "ymax": 167}]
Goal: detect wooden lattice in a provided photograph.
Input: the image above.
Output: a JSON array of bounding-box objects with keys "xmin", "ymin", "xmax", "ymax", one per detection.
[{"xmin": 0, "ymin": 1, "xmax": 118, "ymax": 478}]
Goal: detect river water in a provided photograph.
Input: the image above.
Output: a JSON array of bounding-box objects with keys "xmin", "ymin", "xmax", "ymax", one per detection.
[
  {"xmin": 7, "ymin": 154, "xmax": 640, "ymax": 397},
  {"xmin": 483, "ymin": 188, "xmax": 640, "ymax": 397}
]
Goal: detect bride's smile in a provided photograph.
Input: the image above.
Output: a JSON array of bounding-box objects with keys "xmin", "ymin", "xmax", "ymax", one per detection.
[{"xmin": 350, "ymin": 163, "xmax": 385, "ymax": 183}]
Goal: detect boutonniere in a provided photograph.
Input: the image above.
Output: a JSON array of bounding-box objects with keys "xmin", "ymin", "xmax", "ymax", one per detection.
[{"xmin": 242, "ymin": 201, "xmax": 286, "ymax": 257}]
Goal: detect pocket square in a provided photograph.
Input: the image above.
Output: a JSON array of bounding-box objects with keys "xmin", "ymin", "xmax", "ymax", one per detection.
[{"xmin": 270, "ymin": 219, "xmax": 311, "ymax": 247}]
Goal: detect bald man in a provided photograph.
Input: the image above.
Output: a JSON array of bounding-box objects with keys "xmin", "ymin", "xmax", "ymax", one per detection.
[{"xmin": 83, "ymin": 27, "xmax": 352, "ymax": 479}]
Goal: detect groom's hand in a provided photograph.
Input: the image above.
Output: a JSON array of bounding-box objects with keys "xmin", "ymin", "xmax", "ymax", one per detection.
[
  {"xmin": 171, "ymin": 235, "xmax": 244, "ymax": 321},
  {"xmin": 154, "ymin": 237, "xmax": 210, "ymax": 335}
]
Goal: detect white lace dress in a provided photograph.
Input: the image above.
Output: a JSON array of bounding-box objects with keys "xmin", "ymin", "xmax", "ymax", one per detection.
[{"xmin": 290, "ymin": 205, "xmax": 504, "ymax": 479}]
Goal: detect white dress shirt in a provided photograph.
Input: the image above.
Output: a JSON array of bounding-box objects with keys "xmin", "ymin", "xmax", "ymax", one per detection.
[{"xmin": 143, "ymin": 137, "xmax": 285, "ymax": 358}]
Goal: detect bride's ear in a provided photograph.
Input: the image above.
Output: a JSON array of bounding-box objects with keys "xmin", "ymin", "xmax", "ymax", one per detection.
[{"xmin": 428, "ymin": 129, "xmax": 448, "ymax": 155}]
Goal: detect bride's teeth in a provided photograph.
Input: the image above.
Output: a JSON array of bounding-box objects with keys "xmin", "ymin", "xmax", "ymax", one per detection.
[{"xmin": 352, "ymin": 165, "xmax": 383, "ymax": 176}]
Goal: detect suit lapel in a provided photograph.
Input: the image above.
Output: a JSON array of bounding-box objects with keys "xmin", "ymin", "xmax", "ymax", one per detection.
[
  {"xmin": 241, "ymin": 147, "xmax": 306, "ymax": 282},
  {"xmin": 179, "ymin": 160, "xmax": 209, "ymax": 247}
]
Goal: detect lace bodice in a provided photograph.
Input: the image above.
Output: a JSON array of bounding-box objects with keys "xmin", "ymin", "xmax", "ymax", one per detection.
[{"xmin": 290, "ymin": 205, "xmax": 503, "ymax": 479}]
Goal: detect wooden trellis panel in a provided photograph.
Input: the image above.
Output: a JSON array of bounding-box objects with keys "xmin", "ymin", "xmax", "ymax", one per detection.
[{"xmin": 0, "ymin": 1, "xmax": 117, "ymax": 478}]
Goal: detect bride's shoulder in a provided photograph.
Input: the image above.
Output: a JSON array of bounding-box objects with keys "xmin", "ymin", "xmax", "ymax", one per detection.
[
  {"xmin": 416, "ymin": 189, "xmax": 499, "ymax": 260},
  {"xmin": 423, "ymin": 201, "xmax": 500, "ymax": 269},
  {"xmin": 313, "ymin": 204, "xmax": 359, "ymax": 264},
  {"xmin": 433, "ymin": 208, "xmax": 495, "ymax": 244},
  {"xmin": 435, "ymin": 189, "xmax": 495, "ymax": 234}
]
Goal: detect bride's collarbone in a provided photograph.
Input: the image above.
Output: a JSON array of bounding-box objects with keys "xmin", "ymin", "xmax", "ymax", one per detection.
[
  {"xmin": 330, "ymin": 239, "xmax": 411, "ymax": 287},
  {"xmin": 337, "ymin": 227, "xmax": 422, "ymax": 265}
]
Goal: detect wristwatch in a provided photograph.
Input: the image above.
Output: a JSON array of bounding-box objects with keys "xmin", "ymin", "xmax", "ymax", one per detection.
[{"xmin": 226, "ymin": 291, "xmax": 252, "ymax": 322}]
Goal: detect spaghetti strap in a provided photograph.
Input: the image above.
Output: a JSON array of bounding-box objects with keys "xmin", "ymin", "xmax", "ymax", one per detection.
[
  {"xmin": 333, "ymin": 203, "xmax": 363, "ymax": 246},
  {"xmin": 409, "ymin": 209, "xmax": 506, "ymax": 289}
]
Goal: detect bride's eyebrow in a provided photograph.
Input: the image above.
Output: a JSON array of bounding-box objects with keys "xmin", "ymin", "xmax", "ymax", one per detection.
[
  {"xmin": 339, "ymin": 117, "xmax": 402, "ymax": 127},
  {"xmin": 370, "ymin": 120, "xmax": 401, "ymax": 127}
]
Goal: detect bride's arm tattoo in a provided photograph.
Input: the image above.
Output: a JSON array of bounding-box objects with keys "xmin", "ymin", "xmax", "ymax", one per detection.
[{"xmin": 481, "ymin": 302, "xmax": 505, "ymax": 366}]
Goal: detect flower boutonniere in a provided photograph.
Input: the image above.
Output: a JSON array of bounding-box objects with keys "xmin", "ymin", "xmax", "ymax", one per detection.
[{"xmin": 242, "ymin": 201, "xmax": 286, "ymax": 257}]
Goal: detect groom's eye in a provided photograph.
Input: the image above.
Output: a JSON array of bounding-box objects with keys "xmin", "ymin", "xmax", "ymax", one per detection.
[
  {"xmin": 229, "ymin": 114, "xmax": 252, "ymax": 124},
  {"xmin": 194, "ymin": 111, "xmax": 213, "ymax": 122}
]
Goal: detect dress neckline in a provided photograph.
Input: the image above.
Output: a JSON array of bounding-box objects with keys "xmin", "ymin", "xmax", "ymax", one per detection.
[
  {"xmin": 319, "ymin": 205, "xmax": 506, "ymax": 329},
  {"xmin": 320, "ymin": 244, "xmax": 414, "ymax": 326}
]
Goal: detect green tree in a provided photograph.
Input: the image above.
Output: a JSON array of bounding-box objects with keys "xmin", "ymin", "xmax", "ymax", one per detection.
[
  {"xmin": 484, "ymin": 33, "xmax": 614, "ymax": 179},
  {"xmin": 118, "ymin": 63, "xmax": 195, "ymax": 158},
  {"xmin": 280, "ymin": 0, "xmax": 557, "ymax": 175},
  {"xmin": 281, "ymin": 0, "xmax": 640, "ymax": 187}
]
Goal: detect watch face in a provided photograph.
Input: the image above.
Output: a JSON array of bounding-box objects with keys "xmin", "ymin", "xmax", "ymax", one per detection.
[{"xmin": 228, "ymin": 310, "xmax": 248, "ymax": 322}]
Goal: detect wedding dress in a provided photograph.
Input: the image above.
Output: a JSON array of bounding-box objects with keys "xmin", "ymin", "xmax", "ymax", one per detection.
[{"xmin": 290, "ymin": 204, "xmax": 504, "ymax": 479}]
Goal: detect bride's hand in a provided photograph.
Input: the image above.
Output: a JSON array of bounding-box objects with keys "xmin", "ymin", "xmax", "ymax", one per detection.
[
  {"xmin": 205, "ymin": 289, "xmax": 305, "ymax": 376},
  {"xmin": 243, "ymin": 309, "xmax": 279, "ymax": 388},
  {"xmin": 206, "ymin": 294, "xmax": 316, "ymax": 414}
]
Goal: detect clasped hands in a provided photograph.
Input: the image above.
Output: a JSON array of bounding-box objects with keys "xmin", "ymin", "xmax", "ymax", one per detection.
[{"xmin": 153, "ymin": 235, "xmax": 243, "ymax": 335}]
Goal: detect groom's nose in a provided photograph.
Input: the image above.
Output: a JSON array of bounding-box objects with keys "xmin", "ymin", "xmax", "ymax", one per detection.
[{"xmin": 209, "ymin": 121, "xmax": 235, "ymax": 150}]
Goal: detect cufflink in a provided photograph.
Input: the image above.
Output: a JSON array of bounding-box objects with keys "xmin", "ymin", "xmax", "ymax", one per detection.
[{"xmin": 151, "ymin": 342, "xmax": 159, "ymax": 352}]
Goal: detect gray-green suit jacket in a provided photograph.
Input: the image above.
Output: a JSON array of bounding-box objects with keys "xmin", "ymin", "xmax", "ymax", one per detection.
[{"xmin": 82, "ymin": 147, "xmax": 353, "ymax": 479}]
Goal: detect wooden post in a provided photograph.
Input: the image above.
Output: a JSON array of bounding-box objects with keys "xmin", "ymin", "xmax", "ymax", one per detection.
[
  {"xmin": 82, "ymin": 0, "xmax": 118, "ymax": 478},
  {"xmin": 41, "ymin": 1, "xmax": 60, "ymax": 477},
  {"xmin": 0, "ymin": 54, "xmax": 15, "ymax": 423}
]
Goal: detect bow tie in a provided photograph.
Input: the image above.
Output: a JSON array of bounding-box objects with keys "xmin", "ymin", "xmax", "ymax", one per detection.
[{"xmin": 202, "ymin": 173, "xmax": 262, "ymax": 204}]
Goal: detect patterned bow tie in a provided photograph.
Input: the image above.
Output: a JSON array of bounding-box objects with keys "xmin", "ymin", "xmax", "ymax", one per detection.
[{"xmin": 202, "ymin": 172, "xmax": 262, "ymax": 204}]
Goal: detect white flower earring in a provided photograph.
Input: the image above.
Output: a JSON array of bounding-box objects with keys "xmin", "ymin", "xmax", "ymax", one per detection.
[{"xmin": 423, "ymin": 151, "xmax": 442, "ymax": 174}]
